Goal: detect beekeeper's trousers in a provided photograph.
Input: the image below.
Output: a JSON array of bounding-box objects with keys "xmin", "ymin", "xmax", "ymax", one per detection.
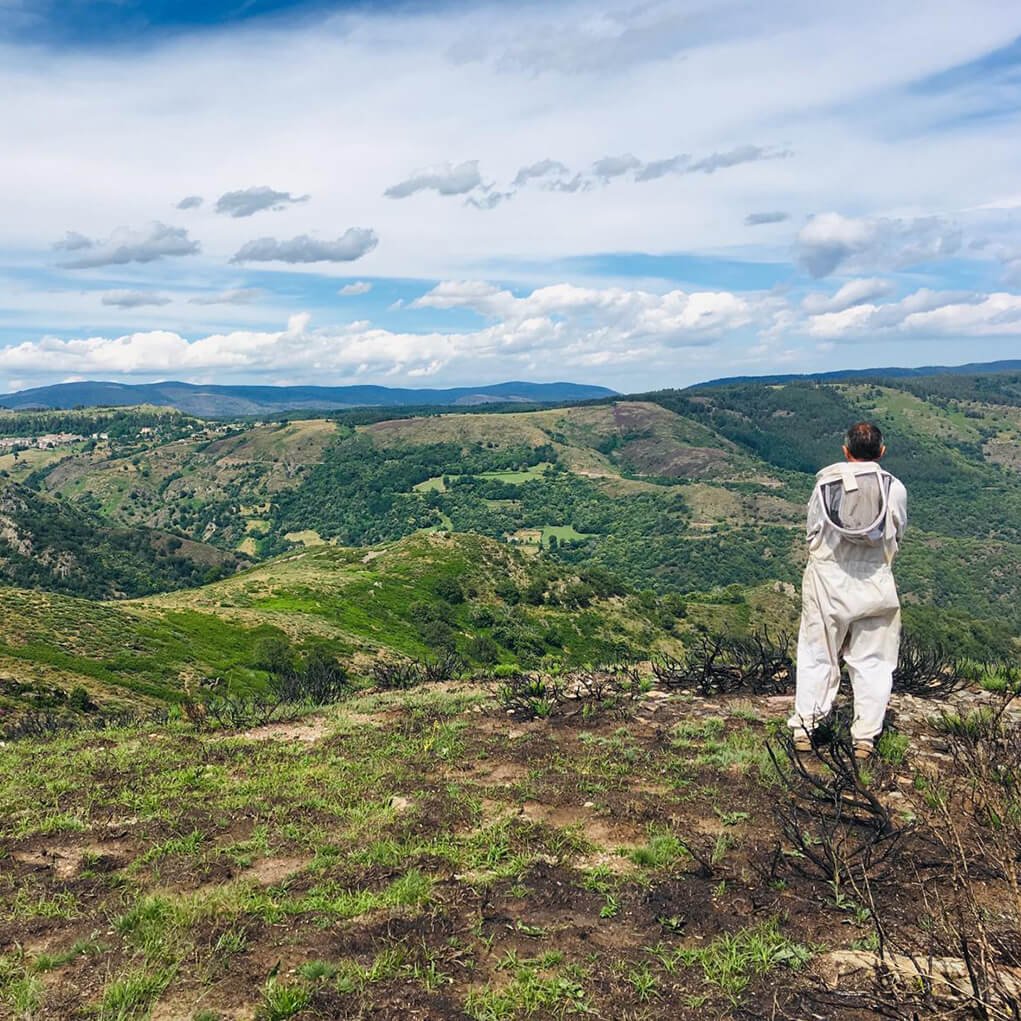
[{"xmin": 788, "ymin": 556, "xmax": 901, "ymax": 744}]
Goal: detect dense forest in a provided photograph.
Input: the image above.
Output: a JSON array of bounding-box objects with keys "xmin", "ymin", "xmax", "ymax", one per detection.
[
  {"xmin": 648, "ymin": 379, "xmax": 1021, "ymax": 543},
  {"xmin": 0, "ymin": 481, "xmax": 239, "ymax": 598}
]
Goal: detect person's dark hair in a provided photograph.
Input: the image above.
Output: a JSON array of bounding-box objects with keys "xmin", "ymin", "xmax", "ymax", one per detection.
[{"xmin": 845, "ymin": 421, "xmax": 884, "ymax": 460}]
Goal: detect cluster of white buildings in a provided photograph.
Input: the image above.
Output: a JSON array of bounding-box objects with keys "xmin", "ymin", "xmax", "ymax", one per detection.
[{"xmin": 0, "ymin": 432, "xmax": 87, "ymax": 452}]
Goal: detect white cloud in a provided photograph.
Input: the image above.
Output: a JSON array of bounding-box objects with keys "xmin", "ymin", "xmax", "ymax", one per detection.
[
  {"xmin": 448, "ymin": 3, "xmax": 763, "ymax": 75},
  {"xmin": 688, "ymin": 144, "xmax": 791, "ymax": 174},
  {"xmin": 1001, "ymin": 256, "xmax": 1021, "ymax": 286},
  {"xmin": 100, "ymin": 290, "xmax": 172, "ymax": 308},
  {"xmin": 592, "ymin": 154, "xmax": 643, "ymax": 182},
  {"xmin": 4, "ymin": 1, "xmax": 1021, "ymax": 384},
  {"xmin": 802, "ymin": 287, "xmax": 1006, "ymax": 339},
  {"xmin": 512, "ymin": 159, "xmax": 570, "ymax": 187},
  {"xmin": 465, "ymin": 189, "xmax": 512, "ymax": 210},
  {"xmin": 582, "ymin": 146, "xmax": 792, "ymax": 188},
  {"xmin": 796, "ymin": 212, "xmax": 962, "ymax": 277},
  {"xmin": 634, "ymin": 156, "xmax": 688, "ymax": 182},
  {"xmin": 231, "ymin": 229, "xmax": 378, "ymax": 263},
  {"xmin": 0, "ymin": 281, "xmax": 760, "ymax": 385},
  {"xmin": 176, "ymin": 195, "xmax": 203, "ymax": 210},
  {"xmin": 745, "ymin": 211, "xmax": 789, "ymax": 226},
  {"xmin": 384, "ymin": 161, "xmax": 483, "ymax": 199},
  {"xmin": 214, "ymin": 186, "xmax": 310, "ymax": 217},
  {"xmin": 897, "ymin": 292, "xmax": 1021, "ymax": 335},
  {"xmin": 188, "ymin": 288, "xmax": 264, "ymax": 305},
  {"xmin": 412, "ymin": 280, "xmax": 755, "ymax": 344},
  {"xmin": 338, "ymin": 281, "xmax": 373, "ymax": 296},
  {"xmin": 54, "ymin": 223, "xmax": 200, "ymax": 268},
  {"xmin": 801, "ymin": 277, "xmax": 895, "ymax": 314}
]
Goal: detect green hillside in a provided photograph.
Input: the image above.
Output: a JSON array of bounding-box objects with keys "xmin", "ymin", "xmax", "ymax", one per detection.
[
  {"xmin": 13, "ymin": 372, "xmax": 1021, "ymax": 638},
  {"xmin": 0, "ymin": 533, "xmax": 711, "ymax": 719},
  {"xmin": 0, "ymin": 480, "xmax": 241, "ymax": 600}
]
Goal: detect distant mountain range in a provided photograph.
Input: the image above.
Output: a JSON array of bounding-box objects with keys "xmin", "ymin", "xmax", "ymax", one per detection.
[
  {"xmin": 4, "ymin": 360, "xmax": 1019, "ymax": 415},
  {"xmin": 694, "ymin": 359, "xmax": 1021, "ymax": 388},
  {"xmin": 0, "ymin": 379, "xmax": 617, "ymax": 416}
]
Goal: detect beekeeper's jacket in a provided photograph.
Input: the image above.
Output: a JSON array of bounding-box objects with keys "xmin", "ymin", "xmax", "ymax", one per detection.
[
  {"xmin": 806, "ymin": 460, "xmax": 907, "ymax": 566},
  {"xmin": 790, "ymin": 460, "xmax": 908, "ymax": 742}
]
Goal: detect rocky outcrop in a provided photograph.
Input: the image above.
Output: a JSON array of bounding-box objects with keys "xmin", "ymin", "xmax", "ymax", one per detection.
[{"xmin": 816, "ymin": 949, "xmax": 1021, "ymax": 1009}]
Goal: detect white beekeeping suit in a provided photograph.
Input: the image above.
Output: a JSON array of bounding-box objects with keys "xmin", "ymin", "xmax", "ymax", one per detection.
[{"xmin": 788, "ymin": 460, "xmax": 908, "ymax": 745}]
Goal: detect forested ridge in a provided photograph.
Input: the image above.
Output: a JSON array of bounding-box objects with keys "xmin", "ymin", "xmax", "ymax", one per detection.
[
  {"xmin": 0, "ymin": 479, "xmax": 239, "ymax": 598},
  {"xmin": 0, "ymin": 370, "xmax": 1019, "ymax": 638}
]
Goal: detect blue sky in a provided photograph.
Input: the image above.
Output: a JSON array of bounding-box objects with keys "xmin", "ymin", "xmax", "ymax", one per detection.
[
  {"xmin": 1, "ymin": 1, "xmax": 1021, "ymax": 393},
  {"xmin": 4, "ymin": 0, "xmax": 360, "ymax": 44}
]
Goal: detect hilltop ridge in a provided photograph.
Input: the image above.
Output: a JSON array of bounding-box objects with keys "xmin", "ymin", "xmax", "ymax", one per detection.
[
  {"xmin": 693, "ymin": 357, "xmax": 1021, "ymax": 388},
  {"xmin": 0, "ymin": 379, "xmax": 617, "ymax": 416}
]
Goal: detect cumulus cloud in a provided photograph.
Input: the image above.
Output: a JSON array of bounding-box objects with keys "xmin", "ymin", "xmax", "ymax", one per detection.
[
  {"xmin": 55, "ymin": 223, "xmax": 200, "ymax": 269},
  {"xmin": 0, "ymin": 281, "xmax": 760, "ymax": 385},
  {"xmin": 339, "ymin": 281, "xmax": 373, "ymax": 296},
  {"xmin": 465, "ymin": 189, "xmax": 512, "ymax": 210},
  {"xmin": 802, "ymin": 287, "xmax": 998, "ymax": 339},
  {"xmin": 101, "ymin": 290, "xmax": 172, "ymax": 308},
  {"xmin": 592, "ymin": 154, "xmax": 643, "ymax": 182},
  {"xmin": 512, "ymin": 159, "xmax": 570, "ymax": 187},
  {"xmin": 412, "ymin": 280, "xmax": 754, "ymax": 345},
  {"xmin": 801, "ymin": 278, "xmax": 895, "ymax": 314},
  {"xmin": 411, "ymin": 280, "xmax": 507, "ymax": 313},
  {"xmin": 176, "ymin": 195, "xmax": 203, "ymax": 210},
  {"xmin": 384, "ymin": 161, "xmax": 482, "ymax": 198},
  {"xmin": 214, "ymin": 186, "xmax": 310, "ymax": 217},
  {"xmin": 231, "ymin": 229, "xmax": 378, "ymax": 264},
  {"xmin": 188, "ymin": 288, "xmax": 264, "ymax": 305},
  {"xmin": 796, "ymin": 212, "xmax": 962, "ymax": 277},
  {"xmin": 689, "ymin": 144, "xmax": 790, "ymax": 174},
  {"xmin": 745, "ymin": 211, "xmax": 789, "ymax": 226},
  {"xmin": 590, "ymin": 145, "xmax": 789, "ymax": 186}
]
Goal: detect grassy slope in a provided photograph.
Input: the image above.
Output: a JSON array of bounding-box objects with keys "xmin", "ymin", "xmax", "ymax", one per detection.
[
  {"xmin": 3, "ymin": 675, "xmax": 1018, "ymax": 1019},
  {"xmin": 362, "ymin": 400, "xmax": 763, "ymax": 484},
  {"xmin": 0, "ymin": 684, "xmax": 812, "ymax": 1020},
  {"xmin": 0, "ymin": 533, "xmax": 701, "ymax": 714}
]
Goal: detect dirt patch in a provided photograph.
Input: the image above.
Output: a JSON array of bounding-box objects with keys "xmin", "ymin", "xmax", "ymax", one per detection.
[
  {"xmin": 7, "ymin": 673, "xmax": 1021, "ymax": 1020},
  {"xmin": 12, "ymin": 838, "xmax": 133, "ymax": 880},
  {"xmin": 241, "ymin": 855, "xmax": 309, "ymax": 886},
  {"xmin": 462, "ymin": 760, "xmax": 530, "ymax": 786},
  {"xmin": 150, "ymin": 993, "xmax": 250, "ymax": 1021},
  {"xmin": 241, "ymin": 715, "xmax": 329, "ymax": 743},
  {"xmin": 519, "ymin": 802, "xmax": 643, "ymax": 849},
  {"xmin": 336, "ymin": 708, "xmax": 392, "ymax": 728},
  {"xmin": 479, "ymin": 797, "xmax": 518, "ymax": 825}
]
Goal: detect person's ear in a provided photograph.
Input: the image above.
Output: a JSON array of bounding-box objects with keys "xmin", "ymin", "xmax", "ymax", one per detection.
[
  {"xmin": 878, "ymin": 444, "xmax": 886, "ymax": 460},
  {"xmin": 843, "ymin": 445, "xmax": 852, "ymax": 461}
]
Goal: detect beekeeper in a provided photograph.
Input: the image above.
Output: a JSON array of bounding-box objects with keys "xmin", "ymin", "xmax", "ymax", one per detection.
[{"xmin": 789, "ymin": 422, "xmax": 907, "ymax": 759}]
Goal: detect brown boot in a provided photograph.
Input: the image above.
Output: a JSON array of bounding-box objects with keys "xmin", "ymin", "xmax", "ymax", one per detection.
[
  {"xmin": 853, "ymin": 740, "xmax": 874, "ymax": 761},
  {"xmin": 793, "ymin": 732, "xmax": 814, "ymax": 754}
]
